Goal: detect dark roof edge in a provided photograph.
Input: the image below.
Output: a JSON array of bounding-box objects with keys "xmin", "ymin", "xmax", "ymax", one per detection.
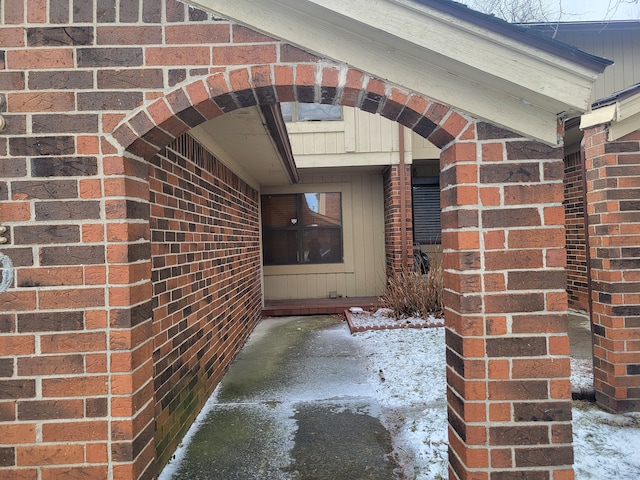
[
  {"xmin": 410, "ymin": 0, "xmax": 613, "ymax": 72},
  {"xmin": 523, "ymin": 20, "xmax": 640, "ymax": 32},
  {"xmin": 260, "ymin": 104, "xmax": 300, "ymax": 184},
  {"xmin": 592, "ymin": 83, "xmax": 640, "ymax": 109}
]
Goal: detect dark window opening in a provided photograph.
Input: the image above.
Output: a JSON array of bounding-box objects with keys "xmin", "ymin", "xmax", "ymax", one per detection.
[
  {"xmin": 262, "ymin": 193, "xmax": 343, "ymax": 265},
  {"xmin": 412, "ymin": 177, "xmax": 441, "ymax": 245},
  {"xmin": 280, "ymin": 102, "xmax": 342, "ymax": 122}
]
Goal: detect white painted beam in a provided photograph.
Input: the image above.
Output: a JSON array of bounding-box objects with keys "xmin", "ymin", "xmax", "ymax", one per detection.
[
  {"xmin": 582, "ymin": 93, "xmax": 640, "ymax": 141},
  {"xmin": 185, "ymin": 0, "xmax": 603, "ymax": 145},
  {"xmin": 286, "ymin": 0, "xmax": 600, "ymax": 109}
]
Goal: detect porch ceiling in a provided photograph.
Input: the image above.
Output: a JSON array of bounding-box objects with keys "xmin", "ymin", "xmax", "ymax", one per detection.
[
  {"xmin": 189, "ymin": 105, "xmax": 298, "ymax": 188},
  {"xmin": 184, "ymin": 0, "xmax": 610, "ymax": 145}
]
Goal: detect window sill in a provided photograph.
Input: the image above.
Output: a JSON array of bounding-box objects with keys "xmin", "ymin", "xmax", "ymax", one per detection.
[{"xmin": 263, "ymin": 263, "xmax": 352, "ymax": 275}]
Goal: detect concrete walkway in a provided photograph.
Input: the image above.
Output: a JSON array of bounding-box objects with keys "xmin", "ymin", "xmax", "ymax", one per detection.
[
  {"xmin": 160, "ymin": 311, "xmax": 594, "ymax": 480},
  {"xmin": 568, "ymin": 311, "xmax": 593, "ymax": 362},
  {"xmin": 160, "ymin": 315, "xmax": 400, "ymax": 480}
]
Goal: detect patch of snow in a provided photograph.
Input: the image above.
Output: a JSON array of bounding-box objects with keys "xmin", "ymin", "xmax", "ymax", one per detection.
[
  {"xmin": 351, "ymin": 319, "xmax": 640, "ymax": 480},
  {"xmin": 571, "ymin": 356, "xmax": 594, "ymax": 389},
  {"xmin": 352, "ymin": 327, "xmax": 449, "ymax": 479},
  {"xmin": 573, "ymin": 403, "xmax": 640, "ymax": 479}
]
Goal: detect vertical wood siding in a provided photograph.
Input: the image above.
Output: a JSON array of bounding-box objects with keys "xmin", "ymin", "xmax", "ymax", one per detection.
[
  {"xmin": 289, "ymin": 107, "xmax": 398, "ymax": 158},
  {"xmin": 551, "ymin": 27, "xmax": 640, "ymax": 102},
  {"xmin": 263, "ymin": 173, "xmax": 386, "ymax": 300}
]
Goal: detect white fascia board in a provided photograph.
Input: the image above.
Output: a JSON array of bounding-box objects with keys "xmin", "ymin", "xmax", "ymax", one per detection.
[
  {"xmin": 609, "ymin": 115, "xmax": 640, "ymax": 141},
  {"xmin": 610, "ymin": 94, "xmax": 640, "ymax": 141},
  {"xmin": 580, "ymin": 104, "xmax": 617, "ymax": 130},
  {"xmin": 184, "ymin": 0, "xmax": 597, "ymax": 144},
  {"xmin": 618, "ymin": 93, "xmax": 640, "ymax": 123},
  {"xmin": 297, "ymin": 0, "xmax": 600, "ymax": 110},
  {"xmin": 580, "ymin": 93, "xmax": 640, "ymax": 141},
  {"xmin": 295, "ymin": 151, "xmax": 401, "ymax": 169}
]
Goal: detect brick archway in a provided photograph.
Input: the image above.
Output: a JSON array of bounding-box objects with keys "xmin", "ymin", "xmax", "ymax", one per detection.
[
  {"xmin": 103, "ymin": 65, "xmax": 573, "ymax": 480},
  {"xmin": 109, "ymin": 64, "xmax": 472, "ymax": 157},
  {"xmin": 0, "ymin": 3, "xmax": 574, "ymax": 478}
]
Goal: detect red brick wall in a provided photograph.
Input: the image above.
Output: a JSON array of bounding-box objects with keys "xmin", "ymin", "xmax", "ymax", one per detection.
[
  {"xmin": 564, "ymin": 152, "xmax": 589, "ymax": 311},
  {"xmin": 0, "ymin": 0, "xmax": 589, "ymax": 478},
  {"xmin": 584, "ymin": 125, "xmax": 640, "ymax": 413},
  {"xmin": 150, "ymin": 134, "xmax": 261, "ymax": 470}
]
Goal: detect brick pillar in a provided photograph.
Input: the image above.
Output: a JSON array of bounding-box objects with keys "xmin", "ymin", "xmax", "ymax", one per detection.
[
  {"xmin": 584, "ymin": 125, "xmax": 640, "ymax": 413},
  {"xmin": 442, "ymin": 122, "xmax": 574, "ymax": 479},
  {"xmin": 103, "ymin": 154, "xmax": 156, "ymax": 480},
  {"xmin": 383, "ymin": 164, "xmax": 413, "ymax": 273},
  {"xmin": 564, "ymin": 152, "xmax": 589, "ymax": 312}
]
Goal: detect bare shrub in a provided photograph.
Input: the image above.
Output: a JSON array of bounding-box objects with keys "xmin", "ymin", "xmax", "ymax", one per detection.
[{"xmin": 379, "ymin": 251, "xmax": 443, "ymax": 319}]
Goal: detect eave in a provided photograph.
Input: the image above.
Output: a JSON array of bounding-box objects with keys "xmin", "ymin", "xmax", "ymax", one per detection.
[
  {"xmin": 189, "ymin": 105, "xmax": 299, "ymax": 188},
  {"xmin": 184, "ymin": 0, "xmax": 610, "ymax": 145},
  {"xmin": 581, "ymin": 84, "xmax": 640, "ymax": 141},
  {"xmin": 260, "ymin": 104, "xmax": 299, "ymax": 184}
]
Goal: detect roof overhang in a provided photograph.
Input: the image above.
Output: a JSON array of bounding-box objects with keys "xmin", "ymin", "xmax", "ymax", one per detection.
[
  {"xmin": 523, "ymin": 20, "xmax": 640, "ymax": 34},
  {"xmin": 189, "ymin": 105, "xmax": 298, "ymax": 188},
  {"xmin": 581, "ymin": 84, "xmax": 640, "ymax": 141},
  {"xmin": 183, "ymin": 0, "xmax": 610, "ymax": 145}
]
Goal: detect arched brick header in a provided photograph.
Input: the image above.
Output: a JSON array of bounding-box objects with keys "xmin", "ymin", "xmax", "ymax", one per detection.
[
  {"xmin": 100, "ymin": 61, "xmax": 576, "ymax": 480},
  {"xmin": 0, "ymin": 2, "xmax": 577, "ymax": 476},
  {"xmin": 98, "ymin": 63, "xmax": 478, "ymax": 478},
  {"xmin": 108, "ymin": 64, "xmax": 474, "ymax": 158}
]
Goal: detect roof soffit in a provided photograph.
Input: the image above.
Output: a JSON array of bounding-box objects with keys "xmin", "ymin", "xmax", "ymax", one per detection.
[
  {"xmin": 190, "ymin": 106, "xmax": 297, "ymax": 188},
  {"xmin": 184, "ymin": 0, "xmax": 607, "ymax": 144}
]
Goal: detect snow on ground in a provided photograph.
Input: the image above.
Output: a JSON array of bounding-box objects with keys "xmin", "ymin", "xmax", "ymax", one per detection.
[
  {"xmin": 351, "ymin": 326, "xmax": 449, "ymax": 479},
  {"xmin": 349, "ymin": 308, "xmax": 444, "ymax": 330},
  {"xmin": 573, "ymin": 403, "xmax": 640, "ymax": 479},
  {"xmin": 161, "ymin": 315, "xmax": 640, "ymax": 480},
  {"xmin": 351, "ymin": 325, "xmax": 640, "ymax": 480},
  {"xmin": 571, "ymin": 356, "xmax": 594, "ymax": 389}
]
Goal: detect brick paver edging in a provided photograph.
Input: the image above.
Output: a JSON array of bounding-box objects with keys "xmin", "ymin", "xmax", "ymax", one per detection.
[{"xmin": 344, "ymin": 309, "xmax": 445, "ymax": 334}]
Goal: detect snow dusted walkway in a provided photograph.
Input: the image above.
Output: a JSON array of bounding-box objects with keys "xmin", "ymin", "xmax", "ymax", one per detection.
[{"xmin": 160, "ymin": 315, "xmax": 640, "ymax": 480}]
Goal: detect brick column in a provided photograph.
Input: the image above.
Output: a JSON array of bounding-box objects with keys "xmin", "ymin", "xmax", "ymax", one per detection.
[
  {"xmin": 584, "ymin": 125, "xmax": 640, "ymax": 413},
  {"xmin": 564, "ymin": 152, "xmax": 589, "ymax": 312},
  {"xmin": 383, "ymin": 164, "xmax": 413, "ymax": 273},
  {"xmin": 442, "ymin": 122, "xmax": 574, "ymax": 479},
  {"xmin": 102, "ymin": 154, "xmax": 156, "ymax": 480}
]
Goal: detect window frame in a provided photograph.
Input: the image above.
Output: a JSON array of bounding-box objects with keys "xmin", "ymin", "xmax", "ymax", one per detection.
[
  {"xmin": 261, "ymin": 192, "xmax": 344, "ymax": 266},
  {"xmin": 261, "ymin": 183, "xmax": 354, "ymax": 275},
  {"xmin": 280, "ymin": 102, "xmax": 343, "ymax": 123}
]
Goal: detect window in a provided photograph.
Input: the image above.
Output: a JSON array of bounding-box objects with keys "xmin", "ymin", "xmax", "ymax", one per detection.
[
  {"xmin": 262, "ymin": 193, "xmax": 343, "ymax": 265},
  {"xmin": 412, "ymin": 177, "xmax": 441, "ymax": 245},
  {"xmin": 280, "ymin": 102, "xmax": 342, "ymax": 122}
]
